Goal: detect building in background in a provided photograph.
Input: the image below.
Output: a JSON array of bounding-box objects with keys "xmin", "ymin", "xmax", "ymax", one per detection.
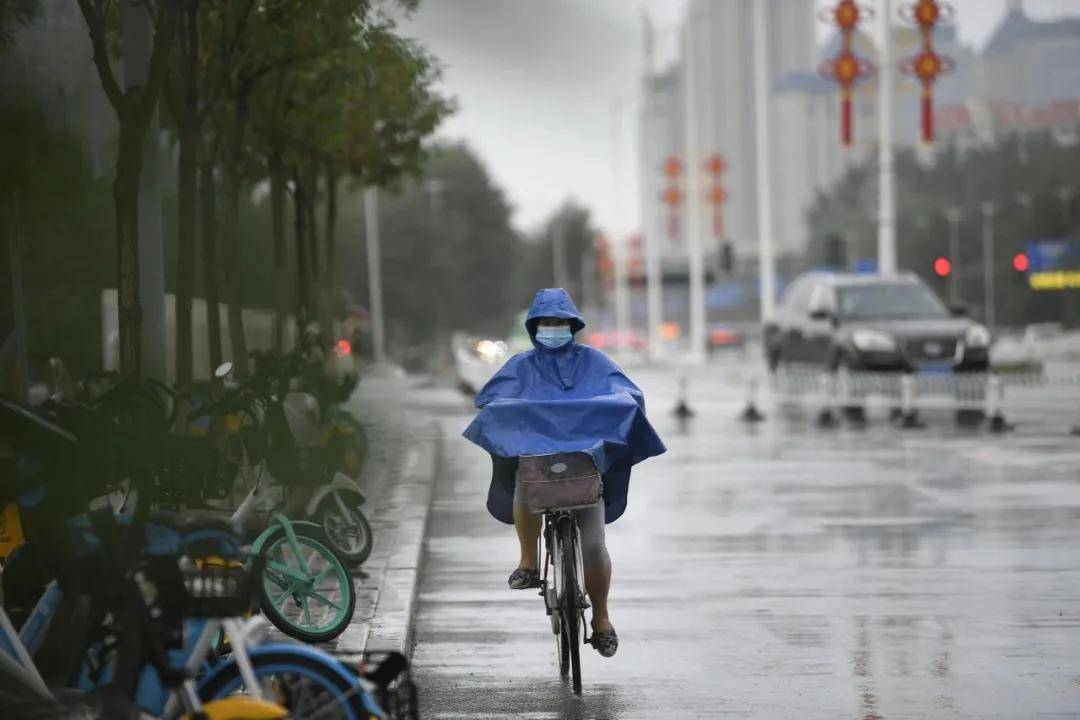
[{"xmin": 939, "ymin": 2, "xmax": 1080, "ymax": 145}]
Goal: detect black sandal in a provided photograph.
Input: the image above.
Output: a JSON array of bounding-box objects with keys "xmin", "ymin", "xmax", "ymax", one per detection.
[
  {"xmin": 591, "ymin": 627, "xmax": 618, "ymax": 658},
  {"xmin": 508, "ymin": 568, "xmax": 540, "ymax": 590}
]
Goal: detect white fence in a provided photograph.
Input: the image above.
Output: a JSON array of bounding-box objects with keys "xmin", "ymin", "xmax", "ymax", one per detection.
[{"xmin": 759, "ymin": 363, "xmax": 1080, "ymax": 431}]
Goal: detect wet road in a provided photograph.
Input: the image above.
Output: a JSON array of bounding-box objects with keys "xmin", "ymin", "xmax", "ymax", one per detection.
[{"xmin": 408, "ymin": 363, "xmax": 1080, "ymax": 718}]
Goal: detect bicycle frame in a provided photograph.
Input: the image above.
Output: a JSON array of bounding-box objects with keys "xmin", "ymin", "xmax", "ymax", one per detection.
[
  {"xmin": 0, "ymin": 602, "xmax": 53, "ymax": 702},
  {"xmin": 539, "ymin": 510, "xmax": 591, "ymax": 642}
]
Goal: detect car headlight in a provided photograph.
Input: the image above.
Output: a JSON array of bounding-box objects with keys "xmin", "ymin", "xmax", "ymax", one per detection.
[
  {"xmin": 965, "ymin": 324, "xmax": 992, "ymax": 348},
  {"xmin": 851, "ymin": 329, "xmax": 898, "ymax": 353},
  {"xmin": 475, "ymin": 339, "xmax": 508, "ymax": 363}
]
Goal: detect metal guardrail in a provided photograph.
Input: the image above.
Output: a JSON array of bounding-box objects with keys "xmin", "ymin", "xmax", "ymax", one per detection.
[{"xmin": 751, "ymin": 363, "xmax": 1080, "ymax": 432}]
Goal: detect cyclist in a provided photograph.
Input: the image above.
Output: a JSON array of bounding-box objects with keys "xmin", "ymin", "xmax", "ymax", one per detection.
[{"xmin": 464, "ymin": 288, "xmax": 666, "ymax": 659}]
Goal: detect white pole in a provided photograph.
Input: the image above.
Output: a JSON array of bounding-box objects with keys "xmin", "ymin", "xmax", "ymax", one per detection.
[
  {"xmin": 552, "ymin": 214, "xmax": 568, "ymax": 290},
  {"xmin": 877, "ymin": 0, "xmax": 898, "ymax": 275},
  {"xmin": 752, "ymin": 0, "xmax": 776, "ymax": 321},
  {"xmin": 981, "ymin": 200, "xmax": 995, "ymax": 329},
  {"xmin": 364, "ymin": 187, "xmax": 386, "ymax": 363},
  {"xmin": 683, "ymin": 17, "xmax": 706, "ymax": 361},
  {"xmin": 946, "ymin": 207, "xmax": 961, "ymax": 305},
  {"xmin": 610, "ymin": 101, "xmax": 630, "ymax": 343},
  {"xmin": 645, "ymin": 183, "xmax": 664, "ymax": 361}
]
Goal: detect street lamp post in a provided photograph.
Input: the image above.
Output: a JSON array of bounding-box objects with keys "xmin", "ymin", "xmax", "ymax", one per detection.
[
  {"xmin": 981, "ymin": 201, "xmax": 996, "ymax": 328},
  {"xmin": 552, "ymin": 214, "xmax": 569, "ymax": 291},
  {"xmin": 683, "ymin": 17, "xmax": 706, "ymax": 361},
  {"xmin": 877, "ymin": 0, "xmax": 898, "ymax": 275},
  {"xmin": 752, "ymin": 0, "xmax": 777, "ymax": 322},
  {"xmin": 946, "ymin": 207, "xmax": 962, "ymax": 305}
]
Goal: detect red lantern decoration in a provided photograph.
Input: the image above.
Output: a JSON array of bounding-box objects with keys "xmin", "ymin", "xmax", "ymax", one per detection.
[
  {"xmin": 704, "ymin": 154, "xmax": 728, "ymax": 239},
  {"xmin": 660, "ymin": 159, "xmax": 684, "ymax": 242},
  {"xmin": 900, "ymin": 0, "xmax": 955, "ymax": 143},
  {"xmin": 819, "ymin": 2, "xmax": 874, "ymax": 145}
]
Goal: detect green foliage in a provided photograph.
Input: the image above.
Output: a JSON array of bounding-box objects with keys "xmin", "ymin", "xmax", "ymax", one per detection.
[
  {"xmin": 528, "ymin": 201, "xmax": 599, "ymax": 305},
  {"xmin": 0, "ymin": 0, "xmax": 37, "ymax": 51},
  {"xmin": 808, "ymin": 130, "xmax": 1080, "ymax": 327},
  {"xmin": 0, "ymin": 87, "xmax": 115, "ymax": 376},
  {"xmin": 346, "ymin": 143, "xmax": 533, "ymax": 352}
]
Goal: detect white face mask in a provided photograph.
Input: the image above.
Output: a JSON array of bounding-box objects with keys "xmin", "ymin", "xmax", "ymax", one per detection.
[{"xmin": 535, "ymin": 324, "xmax": 573, "ymax": 348}]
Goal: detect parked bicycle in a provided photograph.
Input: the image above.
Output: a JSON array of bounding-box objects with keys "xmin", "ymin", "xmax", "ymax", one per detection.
[{"xmin": 186, "ymin": 356, "xmax": 358, "ymax": 644}]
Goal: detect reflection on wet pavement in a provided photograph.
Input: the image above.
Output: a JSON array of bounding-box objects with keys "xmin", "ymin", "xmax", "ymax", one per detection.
[{"xmin": 409, "ymin": 365, "xmax": 1080, "ymax": 718}]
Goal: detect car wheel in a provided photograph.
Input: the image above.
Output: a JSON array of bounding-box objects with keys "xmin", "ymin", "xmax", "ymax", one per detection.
[
  {"xmin": 956, "ymin": 409, "xmax": 985, "ymax": 428},
  {"xmin": 766, "ymin": 346, "xmax": 782, "ymax": 372},
  {"xmin": 830, "ymin": 352, "xmax": 866, "ymax": 423}
]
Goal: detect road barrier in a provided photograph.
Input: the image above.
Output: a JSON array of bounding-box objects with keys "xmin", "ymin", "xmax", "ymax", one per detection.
[{"xmin": 765, "ymin": 363, "xmax": 1080, "ymax": 432}]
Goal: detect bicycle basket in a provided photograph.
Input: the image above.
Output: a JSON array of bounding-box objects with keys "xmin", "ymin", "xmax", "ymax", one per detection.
[
  {"xmin": 177, "ymin": 554, "xmax": 262, "ymax": 618},
  {"xmin": 516, "ymin": 452, "xmax": 602, "ymax": 514}
]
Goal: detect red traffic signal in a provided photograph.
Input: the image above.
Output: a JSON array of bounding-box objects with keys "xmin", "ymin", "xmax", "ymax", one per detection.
[
  {"xmin": 933, "ymin": 256, "xmax": 952, "ymax": 277},
  {"xmin": 1013, "ymin": 253, "xmax": 1030, "ymax": 272}
]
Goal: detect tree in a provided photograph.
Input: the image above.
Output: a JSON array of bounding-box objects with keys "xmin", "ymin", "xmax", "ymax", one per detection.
[
  {"xmin": 0, "ymin": 0, "xmax": 37, "ymax": 51},
  {"xmin": 808, "ymin": 130, "xmax": 1080, "ymax": 327},
  {"xmin": 531, "ymin": 201, "xmax": 599, "ymax": 305},
  {"xmin": 247, "ymin": 5, "xmax": 451, "ymax": 336},
  {"xmin": 1, "ymin": 87, "xmax": 114, "ymax": 379},
  {"xmin": 354, "ymin": 143, "xmax": 530, "ymax": 361},
  {"xmin": 76, "ymin": 0, "xmax": 178, "ymax": 376}
]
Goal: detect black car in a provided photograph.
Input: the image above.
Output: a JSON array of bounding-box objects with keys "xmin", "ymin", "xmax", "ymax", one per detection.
[{"xmin": 764, "ymin": 272, "xmax": 991, "ymax": 373}]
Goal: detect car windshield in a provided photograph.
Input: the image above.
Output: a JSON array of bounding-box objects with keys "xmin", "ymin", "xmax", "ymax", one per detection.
[{"xmin": 837, "ymin": 283, "xmax": 949, "ymax": 320}]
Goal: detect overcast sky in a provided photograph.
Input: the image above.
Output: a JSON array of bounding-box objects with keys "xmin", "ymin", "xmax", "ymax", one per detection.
[{"xmin": 398, "ymin": 0, "xmax": 1080, "ymax": 238}]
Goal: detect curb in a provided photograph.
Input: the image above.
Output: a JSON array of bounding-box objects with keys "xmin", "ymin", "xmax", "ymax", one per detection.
[{"xmin": 358, "ymin": 419, "xmax": 442, "ymax": 658}]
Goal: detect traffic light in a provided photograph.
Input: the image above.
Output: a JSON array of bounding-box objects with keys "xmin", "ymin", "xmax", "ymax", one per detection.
[
  {"xmin": 824, "ymin": 234, "xmax": 847, "ymax": 269},
  {"xmin": 1012, "ymin": 252, "xmax": 1030, "ymax": 273},
  {"xmin": 933, "ymin": 256, "xmax": 952, "ymax": 277},
  {"xmin": 720, "ymin": 242, "xmax": 734, "ymax": 274}
]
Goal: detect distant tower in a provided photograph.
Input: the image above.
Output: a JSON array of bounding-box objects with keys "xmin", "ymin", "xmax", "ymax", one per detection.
[
  {"xmin": 642, "ymin": 10, "xmax": 655, "ymax": 75},
  {"xmin": 1007, "ymin": 0, "xmax": 1024, "ymax": 12}
]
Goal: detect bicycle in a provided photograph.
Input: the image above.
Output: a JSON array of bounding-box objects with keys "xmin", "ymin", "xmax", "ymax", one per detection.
[
  {"xmin": 518, "ymin": 452, "xmax": 603, "ymax": 696},
  {"xmin": 185, "ymin": 358, "xmax": 358, "ymax": 644}
]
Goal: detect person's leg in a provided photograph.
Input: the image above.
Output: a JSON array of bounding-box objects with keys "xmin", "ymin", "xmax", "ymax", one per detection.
[
  {"xmin": 577, "ymin": 503, "xmax": 613, "ymax": 634},
  {"xmin": 513, "ymin": 501, "xmax": 542, "ymax": 570}
]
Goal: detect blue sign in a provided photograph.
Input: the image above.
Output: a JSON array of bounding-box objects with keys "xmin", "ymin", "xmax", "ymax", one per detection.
[
  {"xmin": 854, "ymin": 258, "xmax": 878, "ymax": 274},
  {"xmin": 1026, "ymin": 239, "xmax": 1078, "ymax": 273}
]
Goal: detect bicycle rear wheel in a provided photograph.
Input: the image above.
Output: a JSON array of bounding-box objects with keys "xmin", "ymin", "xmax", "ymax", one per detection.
[{"xmin": 558, "ymin": 518, "xmax": 583, "ymax": 695}]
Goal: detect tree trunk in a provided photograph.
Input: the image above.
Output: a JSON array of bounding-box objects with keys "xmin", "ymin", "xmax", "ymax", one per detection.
[
  {"xmin": 176, "ymin": 124, "xmax": 197, "ymax": 390},
  {"xmin": 293, "ymin": 167, "xmax": 309, "ymax": 321},
  {"xmin": 324, "ymin": 163, "xmax": 338, "ymax": 289},
  {"xmin": 304, "ymin": 163, "xmax": 321, "ymax": 335},
  {"xmin": 115, "ymin": 123, "xmax": 144, "ymax": 376},
  {"xmin": 306, "ymin": 162, "xmax": 320, "ymax": 283},
  {"xmin": 222, "ymin": 85, "xmax": 252, "ymax": 378},
  {"xmin": 270, "ymin": 151, "xmax": 287, "ymax": 353},
  {"xmin": 200, "ymin": 151, "xmax": 224, "ymax": 393},
  {"xmin": 174, "ymin": 0, "xmax": 199, "ymax": 393}
]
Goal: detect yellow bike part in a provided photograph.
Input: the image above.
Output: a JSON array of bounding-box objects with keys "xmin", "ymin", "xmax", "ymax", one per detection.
[
  {"xmin": 192, "ymin": 696, "xmax": 289, "ymax": 720},
  {"xmin": 0, "ymin": 502, "xmax": 25, "ymax": 561}
]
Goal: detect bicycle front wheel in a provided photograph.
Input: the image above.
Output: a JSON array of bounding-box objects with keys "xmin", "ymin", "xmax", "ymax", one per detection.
[
  {"xmin": 198, "ymin": 647, "xmax": 383, "ymax": 720},
  {"xmin": 558, "ymin": 518, "xmax": 583, "ymax": 695},
  {"xmin": 259, "ymin": 525, "xmax": 356, "ymax": 643}
]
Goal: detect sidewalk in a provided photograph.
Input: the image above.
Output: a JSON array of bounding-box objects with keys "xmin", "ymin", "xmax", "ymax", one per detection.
[{"xmin": 327, "ymin": 372, "xmax": 442, "ymax": 663}]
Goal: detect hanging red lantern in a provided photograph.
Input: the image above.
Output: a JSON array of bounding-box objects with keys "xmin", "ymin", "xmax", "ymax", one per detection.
[
  {"xmin": 900, "ymin": 0, "xmax": 955, "ymax": 143},
  {"xmin": 820, "ymin": 49, "xmax": 874, "ymax": 145},
  {"xmin": 704, "ymin": 154, "xmax": 728, "ymax": 239},
  {"xmin": 818, "ymin": 1, "xmax": 874, "ymax": 146}
]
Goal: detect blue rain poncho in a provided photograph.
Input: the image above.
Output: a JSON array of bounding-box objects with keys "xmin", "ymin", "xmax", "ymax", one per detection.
[{"xmin": 463, "ymin": 288, "xmax": 666, "ymax": 524}]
